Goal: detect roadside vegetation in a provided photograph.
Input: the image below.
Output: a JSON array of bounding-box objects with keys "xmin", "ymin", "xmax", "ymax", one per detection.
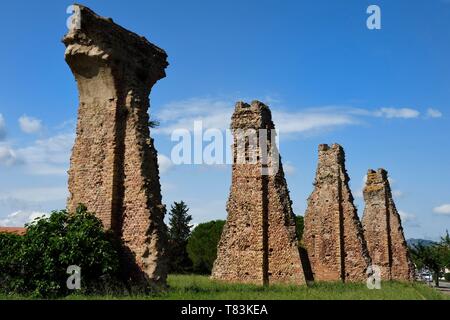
[
  {"xmin": 0, "ymin": 201, "xmax": 448, "ymax": 300},
  {"xmin": 410, "ymin": 231, "xmax": 450, "ymax": 286}
]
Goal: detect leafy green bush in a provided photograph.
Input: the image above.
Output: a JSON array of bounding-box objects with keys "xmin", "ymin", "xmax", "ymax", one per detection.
[
  {"xmin": 444, "ymin": 273, "xmax": 450, "ymax": 282},
  {"xmin": 0, "ymin": 205, "xmax": 121, "ymax": 297},
  {"xmin": 187, "ymin": 220, "xmax": 225, "ymax": 274},
  {"xmin": 0, "ymin": 233, "xmax": 24, "ymax": 293}
]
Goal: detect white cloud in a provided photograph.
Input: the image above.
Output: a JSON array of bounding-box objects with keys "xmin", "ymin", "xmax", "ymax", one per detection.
[
  {"xmin": 0, "ymin": 145, "xmax": 18, "ymax": 166},
  {"xmin": 398, "ymin": 210, "xmax": 416, "ymax": 223},
  {"xmin": 154, "ymin": 97, "xmax": 232, "ymax": 135},
  {"xmin": 283, "ymin": 162, "xmax": 296, "ymax": 176},
  {"xmin": 0, "ymin": 187, "xmax": 67, "ymax": 224},
  {"xmin": 0, "ymin": 130, "xmax": 74, "ymax": 174},
  {"xmin": 426, "ymin": 108, "xmax": 443, "ymax": 119},
  {"xmin": 154, "ymin": 98, "xmax": 429, "ymax": 140},
  {"xmin": 0, "ymin": 210, "xmax": 50, "ymax": 227},
  {"xmin": 157, "ymin": 97, "xmax": 231, "ymax": 123},
  {"xmin": 0, "ymin": 187, "xmax": 68, "ymax": 203},
  {"xmin": 433, "ymin": 204, "xmax": 450, "ymax": 215},
  {"xmin": 158, "ymin": 154, "xmax": 173, "ymax": 174},
  {"xmin": 272, "ymin": 111, "xmax": 357, "ymax": 135},
  {"xmin": 19, "ymin": 115, "xmax": 43, "ymax": 134},
  {"xmin": 392, "ymin": 190, "xmax": 403, "ymax": 198},
  {"xmin": 374, "ymin": 108, "xmax": 420, "ymax": 119},
  {"xmin": 0, "ymin": 114, "xmax": 6, "ymax": 140},
  {"xmin": 154, "ymin": 98, "xmax": 360, "ymax": 137},
  {"xmin": 15, "ymin": 133, "xmax": 74, "ymax": 175}
]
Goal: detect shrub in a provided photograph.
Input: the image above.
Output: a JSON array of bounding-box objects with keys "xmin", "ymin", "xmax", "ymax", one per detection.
[
  {"xmin": 0, "ymin": 205, "xmax": 121, "ymax": 297},
  {"xmin": 444, "ymin": 273, "xmax": 450, "ymax": 282},
  {"xmin": 0, "ymin": 233, "xmax": 24, "ymax": 293},
  {"xmin": 187, "ymin": 220, "xmax": 225, "ymax": 274}
]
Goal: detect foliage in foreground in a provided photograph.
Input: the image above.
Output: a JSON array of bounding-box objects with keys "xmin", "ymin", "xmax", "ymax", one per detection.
[{"xmin": 0, "ymin": 205, "xmax": 120, "ymax": 298}]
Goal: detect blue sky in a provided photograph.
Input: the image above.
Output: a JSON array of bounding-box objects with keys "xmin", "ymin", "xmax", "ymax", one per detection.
[{"xmin": 0, "ymin": 0, "xmax": 449, "ymax": 240}]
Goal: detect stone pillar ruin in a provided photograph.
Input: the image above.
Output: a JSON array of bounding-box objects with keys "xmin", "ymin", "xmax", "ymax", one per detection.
[
  {"xmin": 362, "ymin": 169, "xmax": 414, "ymax": 281},
  {"xmin": 211, "ymin": 101, "xmax": 306, "ymax": 285},
  {"xmin": 63, "ymin": 5, "xmax": 168, "ymax": 286},
  {"xmin": 303, "ymin": 144, "xmax": 370, "ymax": 282}
]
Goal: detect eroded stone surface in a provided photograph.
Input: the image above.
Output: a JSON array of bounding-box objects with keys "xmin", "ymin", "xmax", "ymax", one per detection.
[
  {"xmin": 362, "ymin": 169, "xmax": 414, "ymax": 281},
  {"xmin": 303, "ymin": 144, "xmax": 370, "ymax": 282},
  {"xmin": 63, "ymin": 5, "xmax": 168, "ymax": 286},
  {"xmin": 211, "ymin": 101, "xmax": 305, "ymax": 285}
]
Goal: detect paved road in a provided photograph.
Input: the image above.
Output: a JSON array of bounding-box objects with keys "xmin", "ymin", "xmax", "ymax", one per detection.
[{"xmin": 433, "ymin": 281, "xmax": 450, "ymax": 295}]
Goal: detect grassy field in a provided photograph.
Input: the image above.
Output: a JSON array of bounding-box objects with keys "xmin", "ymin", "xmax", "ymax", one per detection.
[
  {"xmin": 1, "ymin": 275, "xmax": 448, "ymax": 300},
  {"xmin": 60, "ymin": 275, "xmax": 450, "ymax": 300}
]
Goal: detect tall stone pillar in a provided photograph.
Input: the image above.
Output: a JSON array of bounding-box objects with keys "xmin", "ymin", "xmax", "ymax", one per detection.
[
  {"xmin": 212, "ymin": 101, "xmax": 305, "ymax": 285},
  {"xmin": 303, "ymin": 144, "xmax": 370, "ymax": 282},
  {"xmin": 362, "ymin": 169, "xmax": 414, "ymax": 281},
  {"xmin": 63, "ymin": 5, "xmax": 168, "ymax": 286}
]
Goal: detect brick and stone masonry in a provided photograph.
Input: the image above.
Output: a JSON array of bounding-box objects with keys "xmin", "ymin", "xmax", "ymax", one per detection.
[
  {"xmin": 212, "ymin": 101, "xmax": 306, "ymax": 285},
  {"xmin": 362, "ymin": 169, "xmax": 415, "ymax": 281},
  {"xmin": 63, "ymin": 5, "xmax": 168, "ymax": 286},
  {"xmin": 303, "ymin": 144, "xmax": 371, "ymax": 282}
]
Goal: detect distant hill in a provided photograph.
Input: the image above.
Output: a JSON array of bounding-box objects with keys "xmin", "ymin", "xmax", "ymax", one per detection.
[{"xmin": 406, "ymin": 239, "xmax": 436, "ymax": 248}]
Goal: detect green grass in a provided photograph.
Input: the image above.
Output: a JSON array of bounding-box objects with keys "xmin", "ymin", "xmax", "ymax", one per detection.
[
  {"xmin": 2, "ymin": 275, "xmax": 445, "ymax": 300},
  {"xmin": 0, "ymin": 275, "xmax": 447, "ymax": 300},
  {"xmin": 157, "ymin": 275, "xmax": 448, "ymax": 300}
]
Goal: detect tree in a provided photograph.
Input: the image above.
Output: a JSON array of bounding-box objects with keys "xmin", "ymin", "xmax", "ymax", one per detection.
[
  {"xmin": 0, "ymin": 233, "xmax": 24, "ymax": 293},
  {"xmin": 148, "ymin": 119, "xmax": 160, "ymax": 128},
  {"xmin": 0, "ymin": 205, "xmax": 121, "ymax": 297},
  {"xmin": 167, "ymin": 201, "xmax": 193, "ymax": 273},
  {"xmin": 440, "ymin": 230, "xmax": 450, "ymax": 268},
  {"xmin": 295, "ymin": 215, "xmax": 304, "ymax": 244},
  {"xmin": 187, "ymin": 220, "xmax": 225, "ymax": 274},
  {"xmin": 410, "ymin": 231, "xmax": 450, "ymax": 287},
  {"xmin": 410, "ymin": 243, "xmax": 445, "ymax": 287}
]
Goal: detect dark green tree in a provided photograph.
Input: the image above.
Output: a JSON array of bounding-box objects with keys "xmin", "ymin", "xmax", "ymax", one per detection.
[
  {"xmin": 187, "ymin": 220, "xmax": 225, "ymax": 274},
  {"xmin": 167, "ymin": 201, "xmax": 193, "ymax": 273},
  {"xmin": 295, "ymin": 215, "xmax": 304, "ymax": 243}
]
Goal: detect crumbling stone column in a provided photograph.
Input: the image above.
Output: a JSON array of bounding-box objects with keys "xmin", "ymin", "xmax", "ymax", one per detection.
[
  {"xmin": 63, "ymin": 5, "xmax": 168, "ymax": 286},
  {"xmin": 303, "ymin": 144, "xmax": 370, "ymax": 282},
  {"xmin": 212, "ymin": 101, "xmax": 305, "ymax": 285},
  {"xmin": 362, "ymin": 169, "xmax": 414, "ymax": 281}
]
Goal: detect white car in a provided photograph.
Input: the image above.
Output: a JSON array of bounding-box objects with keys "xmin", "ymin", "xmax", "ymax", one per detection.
[{"xmin": 421, "ymin": 273, "xmax": 433, "ymax": 282}]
